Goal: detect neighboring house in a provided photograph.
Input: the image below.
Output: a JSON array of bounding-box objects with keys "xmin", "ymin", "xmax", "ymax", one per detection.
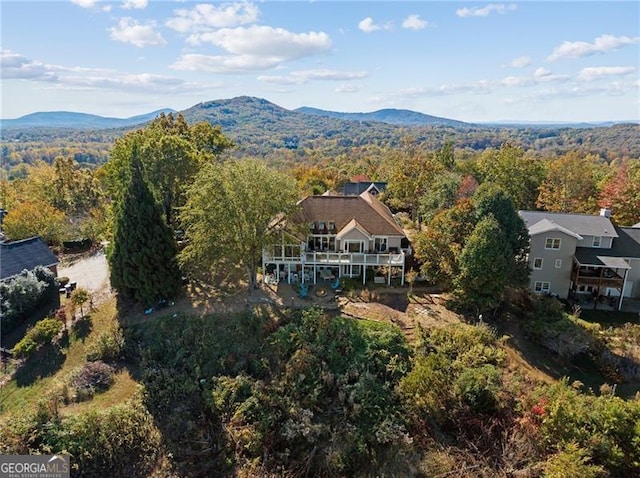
[
  {"xmin": 341, "ymin": 175, "xmax": 387, "ymax": 196},
  {"xmin": 263, "ymin": 191, "xmax": 406, "ymax": 285},
  {"xmin": 0, "ymin": 236, "xmax": 59, "ymax": 282},
  {"xmin": 519, "ymin": 209, "xmax": 640, "ymax": 310}
]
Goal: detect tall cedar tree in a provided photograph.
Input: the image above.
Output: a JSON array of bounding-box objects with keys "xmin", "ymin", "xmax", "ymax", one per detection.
[
  {"xmin": 454, "ymin": 215, "xmax": 514, "ymax": 312},
  {"xmin": 109, "ymin": 153, "xmax": 181, "ymax": 305}
]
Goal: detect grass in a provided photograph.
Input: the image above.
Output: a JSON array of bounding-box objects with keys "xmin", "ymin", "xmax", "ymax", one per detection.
[{"xmin": 0, "ymin": 296, "xmax": 138, "ymax": 417}]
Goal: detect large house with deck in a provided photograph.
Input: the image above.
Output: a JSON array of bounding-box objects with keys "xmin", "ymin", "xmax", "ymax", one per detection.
[
  {"xmin": 263, "ymin": 191, "xmax": 406, "ymax": 286},
  {"xmin": 519, "ymin": 209, "xmax": 640, "ymax": 310}
]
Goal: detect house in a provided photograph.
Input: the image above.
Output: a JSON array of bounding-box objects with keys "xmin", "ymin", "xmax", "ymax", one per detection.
[
  {"xmin": 518, "ymin": 209, "xmax": 640, "ymax": 310},
  {"xmin": 340, "ymin": 175, "xmax": 387, "ymax": 196},
  {"xmin": 263, "ymin": 191, "xmax": 406, "ymax": 286},
  {"xmin": 0, "ymin": 236, "xmax": 59, "ymax": 282}
]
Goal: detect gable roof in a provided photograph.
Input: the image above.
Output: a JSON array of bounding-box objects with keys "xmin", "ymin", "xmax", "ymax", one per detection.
[
  {"xmin": 519, "ymin": 211, "xmax": 618, "ymax": 238},
  {"xmin": 336, "ymin": 219, "xmax": 371, "ymax": 239},
  {"xmin": 528, "ymin": 218, "xmax": 583, "ymax": 240},
  {"xmin": 0, "ymin": 236, "xmax": 59, "ymax": 281},
  {"xmin": 297, "ymin": 191, "xmax": 404, "ymax": 237}
]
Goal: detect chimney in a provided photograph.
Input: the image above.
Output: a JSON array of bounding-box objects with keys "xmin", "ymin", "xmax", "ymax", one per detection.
[{"xmin": 600, "ymin": 208, "xmax": 611, "ymax": 218}]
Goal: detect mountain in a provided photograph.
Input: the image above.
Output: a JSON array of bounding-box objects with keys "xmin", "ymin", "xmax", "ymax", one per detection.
[
  {"xmin": 295, "ymin": 106, "xmax": 469, "ymax": 127},
  {"xmin": 1, "ymin": 109, "xmax": 175, "ymax": 129}
]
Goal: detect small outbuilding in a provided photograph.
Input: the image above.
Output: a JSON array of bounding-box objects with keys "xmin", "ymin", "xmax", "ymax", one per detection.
[{"xmin": 0, "ymin": 236, "xmax": 59, "ymax": 281}]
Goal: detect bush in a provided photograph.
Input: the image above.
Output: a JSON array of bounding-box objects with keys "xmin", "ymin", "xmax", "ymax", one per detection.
[
  {"xmin": 12, "ymin": 318, "xmax": 63, "ymax": 359},
  {"xmin": 85, "ymin": 326, "xmax": 124, "ymax": 362},
  {"xmin": 0, "ymin": 266, "xmax": 59, "ymax": 334},
  {"xmin": 69, "ymin": 361, "xmax": 115, "ymax": 401}
]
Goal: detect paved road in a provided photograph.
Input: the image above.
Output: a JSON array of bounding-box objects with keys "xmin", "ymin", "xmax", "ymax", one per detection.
[{"xmin": 58, "ymin": 250, "xmax": 110, "ymax": 300}]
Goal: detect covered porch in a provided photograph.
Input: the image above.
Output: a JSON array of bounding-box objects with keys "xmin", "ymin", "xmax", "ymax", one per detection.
[{"xmin": 571, "ymin": 250, "xmax": 631, "ymax": 311}]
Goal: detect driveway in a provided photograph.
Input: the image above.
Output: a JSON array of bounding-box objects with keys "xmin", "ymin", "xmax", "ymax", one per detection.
[{"xmin": 58, "ymin": 249, "xmax": 111, "ymax": 302}]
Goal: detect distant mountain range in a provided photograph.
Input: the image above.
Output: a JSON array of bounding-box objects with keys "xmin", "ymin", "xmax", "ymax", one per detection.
[
  {"xmin": 1, "ymin": 109, "xmax": 175, "ymax": 129},
  {"xmin": 5, "ymin": 98, "xmax": 635, "ymax": 131}
]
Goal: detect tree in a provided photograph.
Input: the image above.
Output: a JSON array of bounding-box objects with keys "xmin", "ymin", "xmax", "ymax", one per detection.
[
  {"xmin": 109, "ymin": 152, "xmax": 181, "ymax": 305},
  {"xmin": 473, "ymin": 183, "xmax": 530, "ymax": 286},
  {"xmin": 418, "ymin": 170, "xmax": 463, "ymax": 222},
  {"xmin": 2, "ymin": 199, "xmax": 68, "ymax": 245},
  {"xmin": 70, "ymin": 288, "xmax": 90, "ymax": 319},
  {"xmin": 475, "ymin": 143, "xmax": 544, "ymax": 210},
  {"xmin": 454, "ymin": 215, "xmax": 514, "ymax": 311},
  {"xmin": 598, "ymin": 160, "xmax": 640, "ymax": 226},
  {"xmin": 413, "ymin": 199, "xmax": 476, "ymax": 287},
  {"xmin": 537, "ymin": 152, "xmax": 600, "ymax": 213},
  {"xmin": 105, "ymin": 113, "xmax": 233, "ymax": 227},
  {"xmin": 179, "ymin": 159, "xmax": 299, "ymax": 290}
]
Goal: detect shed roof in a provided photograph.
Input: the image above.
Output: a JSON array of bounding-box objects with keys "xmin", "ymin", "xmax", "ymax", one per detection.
[{"xmin": 0, "ymin": 236, "xmax": 59, "ymax": 281}]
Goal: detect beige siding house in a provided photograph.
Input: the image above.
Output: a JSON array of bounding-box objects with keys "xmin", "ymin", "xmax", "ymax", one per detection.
[
  {"xmin": 263, "ymin": 191, "xmax": 406, "ymax": 285},
  {"xmin": 519, "ymin": 209, "xmax": 640, "ymax": 310}
]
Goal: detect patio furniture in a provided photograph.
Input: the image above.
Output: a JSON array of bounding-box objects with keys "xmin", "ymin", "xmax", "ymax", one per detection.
[
  {"xmin": 298, "ymin": 283, "xmax": 309, "ymax": 298},
  {"xmin": 331, "ymin": 278, "xmax": 341, "ymax": 290},
  {"xmin": 320, "ymin": 269, "xmax": 335, "ymax": 281}
]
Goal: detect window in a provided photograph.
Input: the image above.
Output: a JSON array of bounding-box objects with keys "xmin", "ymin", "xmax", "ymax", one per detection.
[
  {"xmin": 545, "ymin": 237, "xmax": 561, "ymax": 250},
  {"xmin": 317, "ymin": 221, "xmax": 325, "ymax": 230},
  {"xmin": 374, "ymin": 237, "xmax": 388, "ymax": 252},
  {"xmin": 592, "ymin": 236, "xmax": 602, "ymax": 247},
  {"xmin": 533, "ymin": 257, "xmax": 543, "ymax": 269},
  {"xmin": 328, "ymin": 221, "xmax": 335, "ymax": 230},
  {"xmin": 534, "ymin": 281, "xmax": 551, "ymax": 294},
  {"xmin": 555, "ymin": 259, "xmax": 562, "ymax": 269}
]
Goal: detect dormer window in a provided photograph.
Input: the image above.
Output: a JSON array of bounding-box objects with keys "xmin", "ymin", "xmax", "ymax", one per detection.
[
  {"xmin": 318, "ymin": 221, "xmax": 325, "ymax": 230},
  {"xmin": 309, "ymin": 222, "xmax": 315, "ymax": 230},
  {"xmin": 592, "ymin": 236, "xmax": 602, "ymax": 247},
  {"xmin": 328, "ymin": 221, "xmax": 335, "ymax": 230}
]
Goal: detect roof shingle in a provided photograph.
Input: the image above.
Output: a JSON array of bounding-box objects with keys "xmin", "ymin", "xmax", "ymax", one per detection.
[{"xmin": 0, "ymin": 237, "xmax": 59, "ymax": 281}]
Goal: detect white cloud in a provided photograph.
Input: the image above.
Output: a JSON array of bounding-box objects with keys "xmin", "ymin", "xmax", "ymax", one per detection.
[
  {"xmin": 359, "ymin": 17, "xmax": 380, "ymax": 33},
  {"xmin": 548, "ymin": 34, "xmax": 640, "ymax": 61},
  {"xmin": 172, "ymin": 53, "xmax": 284, "ymax": 73},
  {"xmin": 185, "ymin": 26, "xmax": 331, "ymax": 65},
  {"xmin": 1, "ymin": 49, "xmax": 215, "ymax": 94},
  {"xmin": 402, "ymin": 14, "xmax": 428, "ymax": 30},
  {"xmin": 578, "ymin": 66, "xmax": 636, "ymax": 81},
  {"xmin": 533, "ymin": 67, "xmax": 551, "ymax": 78},
  {"xmin": 1, "ymin": 50, "xmax": 58, "ymax": 81},
  {"xmin": 122, "ymin": 0, "xmax": 148, "ymax": 10},
  {"xmin": 505, "ymin": 56, "xmax": 531, "ymax": 68},
  {"xmin": 336, "ymin": 84, "xmax": 360, "ymax": 93},
  {"xmin": 258, "ymin": 69, "xmax": 368, "ymax": 85},
  {"xmin": 166, "ymin": 2, "xmax": 259, "ymax": 33},
  {"xmin": 456, "ymin": 3, "xmax": 517, "ymax": 18},
  {"xmin": 358, "ymin": 17, "xmax": 392, "ymax": 33},
  {"xmin": 71, "ymin": 0, "xmax": 98, "ymax": 8},
  {"xmin": 501, "ymin": 69, "xmax": 568, "ymax": 86},
  {"xmin": 109, "ymin": 18, "xmax": 167, "ymax": 48}
]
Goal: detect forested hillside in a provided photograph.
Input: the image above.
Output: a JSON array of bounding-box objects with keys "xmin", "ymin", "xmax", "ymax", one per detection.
[{"xmin": 2, "ymin": 97, "xmax": 639, "ymax": 176}]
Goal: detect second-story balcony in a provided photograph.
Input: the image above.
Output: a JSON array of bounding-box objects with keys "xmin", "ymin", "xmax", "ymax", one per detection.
[{"xmin": 264, "ymin": 248, "xmax": 405, "ymax": 267}]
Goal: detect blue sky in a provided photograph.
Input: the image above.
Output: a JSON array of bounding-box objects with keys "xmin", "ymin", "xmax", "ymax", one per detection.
[{"xmin": 1, "ymin": 1, "xmax": 638, "ymax": 122}]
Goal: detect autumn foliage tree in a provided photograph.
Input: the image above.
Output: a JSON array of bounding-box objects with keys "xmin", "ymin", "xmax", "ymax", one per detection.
[{"xmin": 598, "ymin": 159, "xmax": 640, "ymax": 225}]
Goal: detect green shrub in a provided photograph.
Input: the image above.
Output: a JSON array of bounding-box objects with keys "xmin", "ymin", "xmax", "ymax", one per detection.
[
  {"xmin": 70, "ymin": 361, "xmax": 115, "ymax": 401},
  {"xmin": 12, "ymin": 318, "xmax": 63, "ymax": 359},
  {"xmin": 85, "ymin": 325, "xmax": 124, "ymax": 362}
]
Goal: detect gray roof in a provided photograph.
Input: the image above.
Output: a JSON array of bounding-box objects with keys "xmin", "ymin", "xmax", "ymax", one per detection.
[
  {"xmin": 573, "ymin": 226, "xmax": 640, "ymax": 266},
  {"xmin": 0, "ymin": 236, "xmax": 59, "ymax": 281},
  {"xmin": 297, "ymin": 191, "xmax": 404, "ymax": 237},
  {"xmin": 519, "ymin": 211, "xmax": 618, "ymax": 238}
]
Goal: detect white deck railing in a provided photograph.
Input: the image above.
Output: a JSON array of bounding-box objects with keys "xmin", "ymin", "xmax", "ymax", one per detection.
[{"xmin": 264, "ymin": 250, "xmax": 405, "ymax": 266}]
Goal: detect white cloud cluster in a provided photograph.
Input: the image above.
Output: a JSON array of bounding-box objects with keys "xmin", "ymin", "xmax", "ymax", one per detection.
[
  {"xmin": 402, "ymin": 14, "xmax": 428, "ymax": 31},
  {"xmin": 577, "ymin": 66, "xmax": 636, "ymax": 81},
  {"xmin": 109, "ymin": 18, "xmax": 166, "ymax": 47},
  {"xmin": 71, "ymin": 0, "xmax": 98, "ymax": 8},
  {"xmin": 504, "ymin": 56, "xmax": 531, "ymax": 68},
  {"xmin": 123, "ymin": 0, "xmax": 148, "ymax": 10},
  {"xmin": 358, "ymin": 17, "xmax": 392, "ymax": 33},
  {"xmin": 548, "ymin": 34, "xmax": 640, "ymax": 61},
  {"xmin": 174, "ymin": 26, "xmax": 331, "ymax": 73},
  {"xmin": 456, "ymin": 3, "xmax": 517, "ymax": 18},
  {"xmin": 1, "ymin": 49, "xmax": 215, "ymax": 94},
  {"xmin": 166, "ymin": 2, "xmax": 259, "ymax": 33},
  {"xmin": 258, "ymin": 69, "xmax": 368, "ymax": 85}
]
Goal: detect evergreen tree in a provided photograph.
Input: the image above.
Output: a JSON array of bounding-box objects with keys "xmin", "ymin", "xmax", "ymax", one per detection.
[
  {"xmin": 109, "ymin": 152, "xmax": 181, "ymax": 305},
  {"xmin": 454, "ymin": 215, "xmax": 514, "ymax": 312}
]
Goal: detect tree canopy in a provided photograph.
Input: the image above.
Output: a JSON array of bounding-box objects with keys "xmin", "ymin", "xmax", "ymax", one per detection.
[{"xmin": 179, "ymin": 158, "xmax": 299, "ymax": 290}]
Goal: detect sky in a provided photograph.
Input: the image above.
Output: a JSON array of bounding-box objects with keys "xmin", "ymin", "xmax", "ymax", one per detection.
[{"xmin": 1, "ymin": 1, "xmax": 639, "ymax": 122}]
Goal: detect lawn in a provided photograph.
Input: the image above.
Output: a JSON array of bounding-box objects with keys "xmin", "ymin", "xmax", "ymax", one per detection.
[{"xmin": 0, "ymin": 297, "xmax": 138, "ymax": 417}]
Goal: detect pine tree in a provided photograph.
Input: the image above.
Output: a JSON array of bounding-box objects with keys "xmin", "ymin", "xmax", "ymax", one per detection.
[{"xmin": 109, "ymin": 151, "xmax": 181, "ymax": 306}]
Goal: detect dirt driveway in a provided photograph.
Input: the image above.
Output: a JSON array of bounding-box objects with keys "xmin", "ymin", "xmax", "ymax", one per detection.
[{"xmin": 58, "ymin": 249, "xmax": 111, "ymax": 302}]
